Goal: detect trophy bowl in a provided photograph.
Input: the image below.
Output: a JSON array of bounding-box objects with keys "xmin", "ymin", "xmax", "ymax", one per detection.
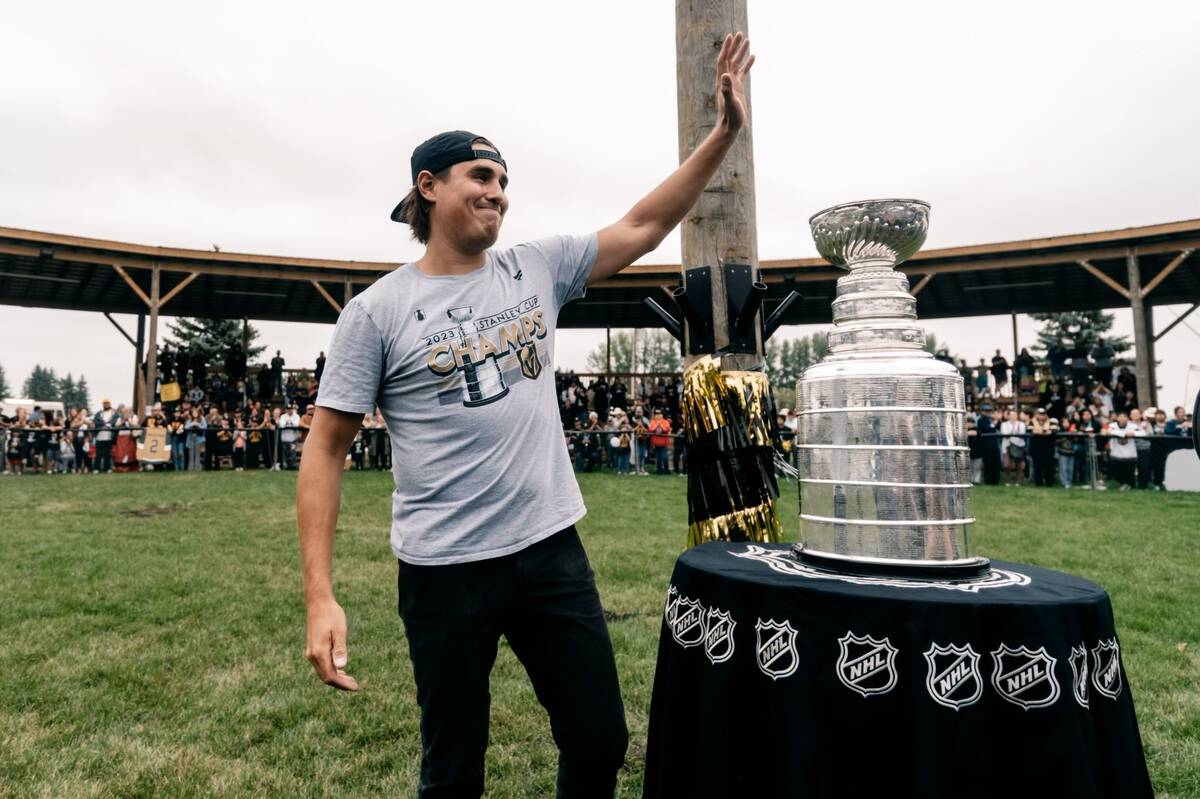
[{"xmin": 809, "ymin": 199, "xmax": 930, "ymax": 270}]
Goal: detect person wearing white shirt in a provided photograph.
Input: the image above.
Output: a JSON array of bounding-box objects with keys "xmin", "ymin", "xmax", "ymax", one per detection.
[
  {"xmin": 278, "ymin": 404, "xmax": 301, "ymax": 470},
  {"xmin": 1106, "ymin": 411, "xmax": 1143, "ymax": 489},
  {"xmin": 999, "ymin": 410, "xmax": 1027, "ymax": 486}
]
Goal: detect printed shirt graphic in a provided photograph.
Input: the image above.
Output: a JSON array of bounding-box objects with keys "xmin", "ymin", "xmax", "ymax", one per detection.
[{"xmin": 316, "ymin": 234, "xmax": 596, "ymax": 565}]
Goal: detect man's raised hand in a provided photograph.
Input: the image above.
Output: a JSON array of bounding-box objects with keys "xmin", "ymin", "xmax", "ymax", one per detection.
[{"xmin": 714, "ymin": 32, "xmax": 755, "ymax": 134}]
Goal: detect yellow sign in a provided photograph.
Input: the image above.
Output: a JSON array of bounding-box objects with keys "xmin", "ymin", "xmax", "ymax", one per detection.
[{"xmin": 160, "ymin": 382, "xmax": 181, "ymax": 402}]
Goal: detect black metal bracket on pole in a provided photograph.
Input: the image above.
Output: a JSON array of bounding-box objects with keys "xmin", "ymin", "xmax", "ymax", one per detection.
[
  {"xmin": 763, "ymin": 290, "xmax": 803, "ymax": 341},
  {"xmin": 641, "ymin": 264, "xmax": 803, "ymax": 357}
]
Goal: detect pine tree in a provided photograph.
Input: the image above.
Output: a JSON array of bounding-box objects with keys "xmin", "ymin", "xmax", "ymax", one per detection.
[
  {"xmin": 74, "ymin": 375, "xmax": 91, "ymax": 409},
  {"xmin": 165, "ymin": 318, "xmax": 266, "ymax": 362},
  {"xmin": 0, "ymin": 363, "xmax": 10, "ymax": 398},
  {"xmin": 58, "ymin": 373, "xmax": 76, "ymax": 406},
  {"xmin": 1030, "ymin": 311, "xmax": 1131, "ymax": 355},
  {"xmin": 22, "ymin": 365, "xmax": 60, "ymax": 400}
]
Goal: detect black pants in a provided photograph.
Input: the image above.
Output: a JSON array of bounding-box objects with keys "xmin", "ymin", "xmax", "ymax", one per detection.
[
  {"xmin": 397, "ymin": 527, "xmax": 628, "ymax": 798},
  {"xmin": 1110, "ymin": 458, "xmax": 1135, "ymax": 487},
  {"xmin": 1031, "ymin": 441, "xmax": 1056, "ymax": 486},
  {"xmin": 1135, "ymin": 447, "xmax": 1152, "ymax": 489},
  {"xmin": 95, "ymin": 440, "xmax": 113, "ymax": 472},
  {"xmin": 982, "ymin": 447, "xmax": 1001, "ymax": 485}
]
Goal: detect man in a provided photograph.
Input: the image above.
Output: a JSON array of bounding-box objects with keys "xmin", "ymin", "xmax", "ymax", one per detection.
[
  {"xmin": 271, "ymin": 350, "xmax": 286, "ymax": 396},
  {"xmin": 92, "ymin": 398, "xmax": 117, "ymax": 473},
  {"xmin": 1130, "ymin": 407, "xmax": 1153, "ymax": 489},
  {"xmin": 990, "ymin": 349, "xmax": 1009, "ymax": 396},
  {"xmin": 1091, "ymin": 337, "xmax": 1115, "ymax": 387},
  {"xmin": 297, "ymin": 33, "xmax": 756, "ymax": 798},
  {"xmin": 647, "ymin": 408, "xmax": 673, "ymax": 474},
  {"xmin": 1106, "ymin": 411, "xmax": 1142, "ymax": 490},
  {"xmin": 1028, "ymin": 407, "xmax": 1056, "ymax": 487},
  {"xmin": 278, "ymin": 403, "xmax": 301, "ymax": 469}
]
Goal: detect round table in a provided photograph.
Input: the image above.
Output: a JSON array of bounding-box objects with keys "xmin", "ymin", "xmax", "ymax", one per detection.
[{"xmin": 642, "ymin": 543, "xmax": 1151, "ymax": 798}]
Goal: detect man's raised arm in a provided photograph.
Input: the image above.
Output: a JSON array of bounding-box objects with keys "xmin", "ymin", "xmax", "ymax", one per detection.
[{"xmin": 590, "ymin": 32, "xmax": 755, "ymax": 285}]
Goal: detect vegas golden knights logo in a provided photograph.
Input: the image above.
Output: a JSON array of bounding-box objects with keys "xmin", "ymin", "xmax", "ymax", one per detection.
[{"xmin": 518, "ymin": 342, "xmax": 542, "ymax": 381}]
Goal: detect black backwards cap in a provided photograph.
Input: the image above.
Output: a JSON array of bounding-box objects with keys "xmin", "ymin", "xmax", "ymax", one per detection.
[{"xmin": 390, "ymin": 130, "xmax": 507, "ymax": 222}]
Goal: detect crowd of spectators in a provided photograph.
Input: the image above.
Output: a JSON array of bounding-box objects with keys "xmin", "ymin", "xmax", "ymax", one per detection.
[
  {"xmin": 0, "ymin": 349, "xmax": 393, "ymax": 476},
  {"xmin": 956, "ymin": 340, "xmax": 1194, "ymax": 489},
  {"xmin": 555, "ymin": 372, "xmax": 686, "ymax": 475}
]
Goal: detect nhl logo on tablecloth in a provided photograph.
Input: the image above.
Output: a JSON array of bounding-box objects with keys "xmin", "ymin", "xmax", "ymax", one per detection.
[
  {"xmin": 703, "ymin": 607, "xmax": 736, "ymax": 664},
  {"xmin": 836, "ymin": 631, "xmax": 898, "ymax": 697},
  {"xmin": 755, "ymin": 618, "xmax": 798, "ymax": 680},
  {"xmin": 923, "ymin": 643, "xmax": 982, "ymax": 710},
  {"xmin": 990, "ymin": 644, "xmax": 1060, "ymax": 709},
  {"xmin": 1091, "ymin": 638, "xmax": 1123, "ymax": 699},
  {"xmin": 664, "ymin": 586, "xmax": 679, "ymax": 626},
  {"xmin": 1068, "ymin": 644, "xmax": 1089, "ymax": 708},
  {"xmin": 669, "ymin": 596, "xmax": 705, "ymax": 649}
]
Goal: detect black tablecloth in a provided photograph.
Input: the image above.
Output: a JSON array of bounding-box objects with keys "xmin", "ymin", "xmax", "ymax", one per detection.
[{"xmin": 643, "ymin": 543, "xmax": 1151, "ymax": 798}]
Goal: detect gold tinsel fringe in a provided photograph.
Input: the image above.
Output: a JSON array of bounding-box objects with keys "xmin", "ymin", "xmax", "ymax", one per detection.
[
  {"xmin": 687, "ymin": 499, "xmax": 783, "ymax": 548},
  {"xmin": 680, "ymin": 355, "xmax": 772, "ymax": 447}
]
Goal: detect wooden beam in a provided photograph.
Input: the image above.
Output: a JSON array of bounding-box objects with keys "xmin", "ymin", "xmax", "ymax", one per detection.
[
  {"xmin": 112, "ymin": 263, "xmax": 152, "ymax": 307},
  {"xmin": 1076, "ymin": 259, "xmax": 1131, "ymax": 300},
  {"xmin": 104, "ymin": 312, "xmax": 137, "ymax": 347},
  {"xmin": 310, "ymin": 280, "xmax": 342, "ymax": 314},
  {"xmin": 1141, "ymin": 248, "xmax": 1194, "ymax": 297},
  {"xmin": 1127, "ymin": 251, "xmax": 1154, "ymax": 409},
  {"xmin": 158, "ymin": 271, "xmax": 198, "ymax": 307},
  {"xmin": 52, "ymin": 250, "xmax": 378, "ymax": 286},
  {"xmin": 1154, "ymin": 303, "xmax": 1200, "ymax": 342},
  {"xmin": 146, "ymin": 265, "xmax": 160, "ymax": 407},
  {"xmin": 910, "ymin": 273, "xmax": 934, "ymax": 295}
]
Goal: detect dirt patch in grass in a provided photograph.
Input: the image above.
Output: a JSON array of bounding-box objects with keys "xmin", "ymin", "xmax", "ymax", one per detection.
[{"xmin": 119, "ymin": 504, "xmax": 179, "ymax": 518}]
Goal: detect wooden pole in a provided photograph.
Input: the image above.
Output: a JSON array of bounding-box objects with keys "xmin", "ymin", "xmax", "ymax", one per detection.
[
  {"xmin": 606, "ymin": 328, "xmax": 611, "ymax": 376},
  {"xmin": 1011, "ymin": 312, "xmax": 1019, "ymax": 412},
  {"xmin": 146, "ymin": 264, "xmax": 160, "ymax": 409},
  {"xmin": 1126, "ymin": 249, "xmax": 1154, "ymax": 410},
  {"xmin": 133, "ymin": 314, "xmax": 145, "ymax": 412},
  {"xmin": 676, "ymin": 0, "xmax": 758, "ymax": 368}
]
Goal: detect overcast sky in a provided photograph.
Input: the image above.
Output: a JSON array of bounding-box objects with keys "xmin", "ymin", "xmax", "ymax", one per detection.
[{"xmin": 3, "ymin": 1, "xmax": 1199, "ymax": 408}]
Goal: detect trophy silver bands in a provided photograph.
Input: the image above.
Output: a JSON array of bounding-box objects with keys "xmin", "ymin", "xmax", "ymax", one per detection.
[
  {"xmin": 447, "ymin": 306, "xmax": 510, "ymax": 407},
  {"xmin": 793, "ymin": 199, "xmax": 989, "ymax": 578}
]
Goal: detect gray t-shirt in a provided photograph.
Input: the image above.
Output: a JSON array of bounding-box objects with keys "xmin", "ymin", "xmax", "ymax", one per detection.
[{"xmin": 316, "ymin": 233, "xmax": 597, "ymax": 565}]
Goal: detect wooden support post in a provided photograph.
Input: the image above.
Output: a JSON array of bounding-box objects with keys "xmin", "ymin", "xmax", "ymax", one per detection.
[
  {"xmin": 133, "ymin": 313, "xmax": 145, "ymax": 413},
  {"xmin": 677, "ymin": 0, "xmax": 758, "ymax": 368},
  {"xmin": 1145, "ymin": 304, "xmax": 1158, "ymax": 408},
  {"xmin": 1126, "ymin": 249, "xmax": 1154, "ymax": 410},
  {"xmin": 344, "ymin": 278, "xmax": 353, "ymax": 306},
  {"xmin": 606, "ymin": 328, "xmax": 611, "ymax": 376},
  {"xmin": 145, "ymin": 264, "xmax": 160, "ymax": 410},
  {"xmin": 1011, "ymin": 312, "xmax": 1019, "ymax": 412},
  {"xmin": 112, "ymin": 263, "xmax": 152, "ymax": 307}
]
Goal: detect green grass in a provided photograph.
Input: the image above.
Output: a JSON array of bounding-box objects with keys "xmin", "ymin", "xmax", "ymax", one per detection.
[{"xmin": 0, "ymin": 472, "xmax": 1197, "ymax": 797}]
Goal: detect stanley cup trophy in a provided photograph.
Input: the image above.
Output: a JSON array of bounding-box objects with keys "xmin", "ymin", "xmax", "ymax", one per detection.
[
  {"xmin": 446, "ymin": 306, "xmax": 510, "ymax": 407},
  {"xmin": 793, "ymin": 199, "xmax": 989, "ymax": 578}
]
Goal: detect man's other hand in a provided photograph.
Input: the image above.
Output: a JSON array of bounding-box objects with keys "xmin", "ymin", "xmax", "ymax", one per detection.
[{"xmin": 305, "ymin": 597, "xmax": 359, "ymax": 691}]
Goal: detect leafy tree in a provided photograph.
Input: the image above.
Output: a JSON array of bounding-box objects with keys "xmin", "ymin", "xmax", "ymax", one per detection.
[
  {"xmin": 585, "ymin": 330, "xmax": 681, "ymax": 374},
  {"xmin": 923, "ymin": 333, "xmax": 961, "ymax": 364},
  {"xmin": 0, "ymin": 363, "xmax": 10, "ymax": 398},
  {"xmin": 165, "ymin": 318, "xmax": 265, "ymax": 363},
  {"xmin": 1031, "ymin": 311, "xmax": 1131, "ymax": 355},
  {"xmin": 22, "ymin": 365, "xmax": 59, "ymax": 400}
]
